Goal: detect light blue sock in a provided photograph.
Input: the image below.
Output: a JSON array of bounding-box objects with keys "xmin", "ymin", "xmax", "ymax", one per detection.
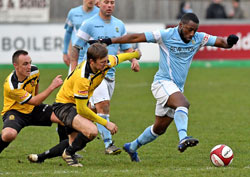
[
  {"xmin": 96, "ymin": 114, "xmax": 112, "ymax": 148},
  {"xmin": 130, "ymin": 125, "xmax": 158, "ymax": 152},
  {"xmin": 174, "ymin": 107, "xmax": 188, "ymax": 141}
]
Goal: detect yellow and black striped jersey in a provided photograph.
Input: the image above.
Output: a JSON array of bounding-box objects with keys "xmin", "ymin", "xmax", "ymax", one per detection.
[
  {"xmin": 1, "ymin": 66, "xmax": 40, "ymax": 115},
  {"xmin": 55, "ymin": 51, "xmax": 140, "ymax": 126},
  {"xmin": 56, "ymin": 55, "xmax": 119, "ymax": 104}
]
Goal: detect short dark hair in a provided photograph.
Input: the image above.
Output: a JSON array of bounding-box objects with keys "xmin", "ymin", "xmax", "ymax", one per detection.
[
  {"xmin": 12, "ymin": 50, "xmax": 28, "ymax": 64},
  {"xmin": 87, "ymin": 43, "xmax": 108, "ymax": 62},
  {"xmin": 181, "ymin": 13, "xmax": 199, "ymax": 24}
]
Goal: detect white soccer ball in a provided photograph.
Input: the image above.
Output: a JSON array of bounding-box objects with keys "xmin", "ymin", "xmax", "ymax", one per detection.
[{"xmin": 210, "ymin": 144, "xmax": 234, "ymax": 167}]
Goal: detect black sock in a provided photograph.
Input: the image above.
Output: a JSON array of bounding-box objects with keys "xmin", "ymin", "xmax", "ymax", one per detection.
[
  {"xmin": 38, "ymin": 139, "xmax": 69, "ymax": 161},
  {"xmin": 66, "ymin": 133, "xmax": 91, "ymax": 155},
  {"xmin": 0, "ymin": 135, "xmax": 10, "ymax": 154},
  {"xmin": 57, "ymin": 124, "xmax": 68, "ymax": 142}
]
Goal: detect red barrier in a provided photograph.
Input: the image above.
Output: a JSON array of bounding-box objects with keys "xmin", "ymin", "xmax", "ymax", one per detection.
[{"xmin": 166, "ymin": 24, "xmax": 250, "ymax": 60}]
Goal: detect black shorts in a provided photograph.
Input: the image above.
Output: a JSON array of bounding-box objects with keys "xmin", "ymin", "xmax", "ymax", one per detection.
[
  {"xmin": 52, "ymin": 103, "xmax": 77, "ymax": 128},
  {"xmin": 2, "ymin": 104, "xmax": 53, "ymax": 133}
]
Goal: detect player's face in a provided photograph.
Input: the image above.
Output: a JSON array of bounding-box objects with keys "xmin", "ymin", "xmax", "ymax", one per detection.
[
  {"xmin": 92, "ymin": 56, "xmax": 108, "ymax": 72},
  {"xmin": 84, "ymin": 0, "xmax": 96, "ymax": 9},
  {"xmin": 99, "ymin": 0, "xmax": 115, "ymax": 17},
  {"xmin": 179, "ymin": 20, "xmax": 198, "ymax": 43},
  {"xmin": 14, "ymin": 54, "xmax": 32, "ymax": 80}
]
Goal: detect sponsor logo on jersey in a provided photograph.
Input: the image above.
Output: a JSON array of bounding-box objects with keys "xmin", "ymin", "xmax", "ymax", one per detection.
[
  {"xmin": 78, "ymin": 90, "xmax": 88, "ymax": 94},
  {"xmin": 20, "ymin": 92, "xmax": 28, "ymax": 100}
]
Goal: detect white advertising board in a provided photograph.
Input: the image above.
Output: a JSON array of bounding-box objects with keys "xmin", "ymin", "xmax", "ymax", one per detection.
[
  {"xmin": 0, "ymin": 0, "xmax": 50, "ymax": 22},
  {"xmin": 0, "ymin": 23, "xmax": 164, "ymax": 64}
]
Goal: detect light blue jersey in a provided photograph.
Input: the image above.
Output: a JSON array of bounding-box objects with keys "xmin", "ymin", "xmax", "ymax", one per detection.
[
  {"xmin": 145, "ymin": 26, "xmax": 217, "ymax": 91},
  {"xmin": 63, "ymin": 5, "xmax": 99, "ymax": 59},
  {"xmin": 75, "ymin": 14, "xmax": 131, "ymax": 80}
]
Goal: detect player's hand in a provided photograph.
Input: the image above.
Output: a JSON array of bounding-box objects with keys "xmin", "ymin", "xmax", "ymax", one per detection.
[
  {"xmin": 227, "ymin": 34, "xmax": 239, "ymax": 46},
  {"xmin": 105, "ymin": 122, "xmax": 118, "ymax": 135},
  {"xmin": 130, "ymin": 58, "xmax": 140, "ymax": 72},
  {"xmin": 99, "ymin": 38, "xmax": 112, "ymax": 46},
  {"xmin": 63, "ymin": 54, "xmax": 70, "ymax": 66},
  {"xmin": 50, "ymin": 75, "xmax": 63, "ymax": 90},
  {"xmin": 88, "ymin": 40, "xmax": 99, "ymax": 45}
]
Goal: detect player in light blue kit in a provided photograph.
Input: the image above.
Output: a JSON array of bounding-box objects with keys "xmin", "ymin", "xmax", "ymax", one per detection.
[
  {"xmin": 62, "ymin": 0, "xmax": 99, "ymax": 70},
  {"xmin": 71, "ymin": 0, "xmax": 140, "ymax": 155},
  {"xmin": 91, "ymin": 13, "xmax": 239, "ymax": 161}
]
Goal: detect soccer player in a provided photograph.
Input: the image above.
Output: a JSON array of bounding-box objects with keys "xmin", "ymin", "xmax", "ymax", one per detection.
[
  {"xmin": 59, "ymin": 0, "xmax": 100, "ymax": 144},
  {"xmin": 28, "ymin": 43, "xmax": 141, "ymax": 167},
  {"xmin": 63, "ymin": 0, "xmax": 99, "ymax": 69},
  {"xmin": 91, "ymin": 13, "xmax": 239, "ymax": 162},
  {"xmin": 71, "ymin": 0, "xmax": 140, "ymax": 155},
  {"xmin": 0, "ymin": 50, "xmax": 64, "ymax": 155}
]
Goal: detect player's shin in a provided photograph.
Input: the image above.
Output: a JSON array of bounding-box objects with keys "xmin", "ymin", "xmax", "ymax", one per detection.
[
  {"xmin": 130, "ymin": 125, "xmax": 158, "ymax": 152},
  {"xmin": 38, "ymin": 139, "xmax": 69, "ymax": 161},
  {"xmin": 66, "ymin": 133, "xmax": 91, "ymax": 155},
  {"xmin": 174, "ymin": 107, "xmax": 188, "ymax": 141}
]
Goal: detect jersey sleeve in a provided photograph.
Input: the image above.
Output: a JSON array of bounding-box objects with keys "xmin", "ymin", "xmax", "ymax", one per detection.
[
  {"xmin": 74, "ymin": 21, "xmax": 89, "ymax": 49},
  {"xmin": 200, "ymin": 32, "xmax": 217, "ymax": 47},
  {"xmin": 64, "ymin": 9, "xmax": 74, "ymax": 33},
  {"xmin": 73, "ymin": 77, "xmax": 90, "ymax": 100},
  {"xmin": 8, "ymin": 89, "xmax": 32, "ymax": 105},
  {"xmin": 144, "ymin": 30, "xmax": 164, "ymax": 44}
]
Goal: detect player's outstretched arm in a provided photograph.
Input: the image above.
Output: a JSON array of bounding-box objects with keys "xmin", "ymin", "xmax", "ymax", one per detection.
[
  {"xmin": 88, "ymin": 33, "xmax": 147, "ymax": 46},
  {"xmin": 27, "ymin": 75, "xmax": 63, "ymax": 106},
  {"xmin": 214, "ymin": 34, "xmax": 239, "ymax": 48},
  {"xmin": 116, "ymin": 49, "xmax": 141, "ymax": 65}
]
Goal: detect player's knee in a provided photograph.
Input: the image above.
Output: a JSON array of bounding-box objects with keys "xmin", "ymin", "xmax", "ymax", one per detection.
[
  {"xmin": 1, "ymin": 128, "xmax": 17, "ymax": 142},
  {"xmin": 153, "ymin": 126, "xmax": 167, "ymax": 135},
  {"xmin": 84, "ymin": 126, "xmax": 98, "ymax": 140}
]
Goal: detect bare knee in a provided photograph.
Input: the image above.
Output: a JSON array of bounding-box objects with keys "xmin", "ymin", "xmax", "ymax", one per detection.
[
  {"xmin": 82, "ymin": 126, "xmax": 98, "ymax": 140},
  {"xmin": 1, "ymin": 128, "xmax": 18, "ymax": 142}
]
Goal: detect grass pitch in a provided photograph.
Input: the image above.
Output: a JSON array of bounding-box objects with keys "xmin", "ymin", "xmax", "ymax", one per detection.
[{"xmin": 0, "ymin": 66, "xmax": 249, "ymax": 177}]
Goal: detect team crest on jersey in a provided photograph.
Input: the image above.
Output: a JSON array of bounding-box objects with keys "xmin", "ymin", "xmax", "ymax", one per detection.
[
  {"xmin": 9, "ymin": 115, "xmax": 15, "ymax": 120},
  {"xmin": 192, "ymin": 40, "xmax": 195, "ymax": 44},
  {"xmin": 115, "ymin": 27, "xmax": 119, "ymax": 33}
]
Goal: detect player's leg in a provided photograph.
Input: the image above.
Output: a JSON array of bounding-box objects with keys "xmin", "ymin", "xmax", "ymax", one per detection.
[
  {"xmin": 166, "ymin": 87, "xmax": 199, "ymax": 152},
  {"xmin": 0, "ymin": 110, "xmax": 28, "ymax": 154},
  {"xmin": 123, "ymin": 102, "xmax": 174, "ymax": 162},
  {"xmin": 62, "ymin": 114, "xmax": 98, "ymax": 167},
  {"xmin": 92, "ymin": 79, "xmax": 121, "ymax": 155}
]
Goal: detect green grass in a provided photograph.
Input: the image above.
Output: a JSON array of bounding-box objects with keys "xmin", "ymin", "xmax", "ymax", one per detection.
[{"xmin": 0, "ymin": 66, "xmax": 250, "ymax": 177}]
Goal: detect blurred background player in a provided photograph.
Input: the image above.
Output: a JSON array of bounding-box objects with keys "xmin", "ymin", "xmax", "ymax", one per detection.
[
  {"xmin": 71, "ymin": 0, "xmax": 140, "ymax": 155},
  {"xmin": 92, "ymin": 13, "xmax": 239, "ymax": 162},
  {"xmin": 0, "ymin": 50, "xmax": 64, "ymax": 155},
  {"xmin": 28, "ymin": 43, "xmax": 141, "ymax": 167}
]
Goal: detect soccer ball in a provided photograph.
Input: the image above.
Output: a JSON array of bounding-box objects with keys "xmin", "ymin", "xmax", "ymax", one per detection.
[{"xmin": 210, "ymin": 144, "xmax": 233, "ymax": 167}]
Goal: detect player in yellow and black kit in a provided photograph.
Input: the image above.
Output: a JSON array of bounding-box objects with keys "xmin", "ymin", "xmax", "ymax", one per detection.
[
  {"xmin": 0, "ymin": 50, "xmax": 64, "ymax": 155},
  {"xmin": 27, "ymin": 43, "xmax": 141, "ymax": 167}
]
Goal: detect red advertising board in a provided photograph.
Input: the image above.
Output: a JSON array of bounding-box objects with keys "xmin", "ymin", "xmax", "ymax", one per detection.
[{"xmin": 167, "ymin": 24, "xmax": 250, "ymax": 60}]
